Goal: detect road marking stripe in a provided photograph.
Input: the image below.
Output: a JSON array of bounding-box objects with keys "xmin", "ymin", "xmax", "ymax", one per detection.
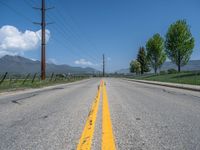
[
  {"xmin": 102, "ymin": 81, "xmax": 116, "ymax": 150},
  {"xmin": 76, "ymin": 81, "xmax": 102, "ymax": 150}
]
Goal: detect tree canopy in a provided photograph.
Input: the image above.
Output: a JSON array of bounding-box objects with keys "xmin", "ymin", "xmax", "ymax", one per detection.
[
  {"xmin": 165, "ymin": 20, "xmax": 194, "ymax": 72},
  {"xmin": 137, "ymin": 46, "xmax": 149, "ymax": 74},
  {"xmin": 146, "ymin": 33, "xmax": 166, "ymax": 74},
  {"xmin": 130, "ymin": 60, "xmax": 141, "ymax": 74}
]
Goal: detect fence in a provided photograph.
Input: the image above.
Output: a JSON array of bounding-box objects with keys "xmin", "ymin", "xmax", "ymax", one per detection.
[{"xmin": 0, "ymin": 72, "xmax": 90, "ymax": 90}]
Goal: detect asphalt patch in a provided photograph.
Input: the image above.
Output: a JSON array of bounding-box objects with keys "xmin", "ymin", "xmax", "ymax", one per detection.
[
  {"xmin": 136, "ymin": 117, "xmax": 141, "ymax": 120},
  {"xmin": 10, "ymin": 93, "xmax": 38, "ymax": 104}
]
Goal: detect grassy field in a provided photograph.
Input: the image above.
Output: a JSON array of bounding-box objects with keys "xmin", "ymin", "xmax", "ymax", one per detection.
[
  {"xmin": 0, "ymin": 77, "xmax": 87, "ymax": 92},
  {"xmin": 131, "ymin": 71, "xmax": 200, "ymax": 85}
]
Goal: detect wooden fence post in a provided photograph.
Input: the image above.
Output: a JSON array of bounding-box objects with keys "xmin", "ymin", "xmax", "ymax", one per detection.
[
  {"xmin": 32, "ymin": 73, "xmax": 37, "ymax": 83},
  {"xmin": 50, "ymin": 73, "xmax": 54, "ymax": 81},
  {"xmin": 0, "ymin": 72, "xmax": 8, "ymax": 85},
  {"xmin": 22, "ymin": 73, "xmax": 30, "ymax": 85}
]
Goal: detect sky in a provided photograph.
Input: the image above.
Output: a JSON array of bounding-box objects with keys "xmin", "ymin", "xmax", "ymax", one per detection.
[{"xmin": 0, "ymin": 0, "xmax": 200, "ymax": 72}]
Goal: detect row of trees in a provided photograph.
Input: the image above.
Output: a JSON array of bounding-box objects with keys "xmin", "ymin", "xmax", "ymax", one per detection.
[{"xmin": 130, "ymin": 20, "xmax": 195, "ymax": 74}]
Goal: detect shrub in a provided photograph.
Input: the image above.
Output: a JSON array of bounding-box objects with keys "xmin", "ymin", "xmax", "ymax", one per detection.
[
  {"xmin": 160, "ymin": 71, "xmax": 166, "ymax": 75},
  {"xmin": 168, "ymin": 69, "xmax": 177, "ymax": 74}
]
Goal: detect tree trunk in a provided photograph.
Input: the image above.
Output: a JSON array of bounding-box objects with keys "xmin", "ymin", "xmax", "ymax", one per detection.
[
  {"xmin": 178, "ymin": 65, "xmax": 181, "ymax": 72},
  {"xmin": 154, "ymin": 67, "xmax": 157, "ymax": 74},
  {"xmin": 178, "ymin": 50, "xmax": 181, "ymax": 72},
  {"xmin": 141, "ymin": 69, "xmax": 144, "ymax": 74}
]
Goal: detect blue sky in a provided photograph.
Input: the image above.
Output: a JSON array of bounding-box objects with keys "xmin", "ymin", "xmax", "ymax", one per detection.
[{"xmin": 0, "ymin": 0, "xmax": 200, "ymax": 72}]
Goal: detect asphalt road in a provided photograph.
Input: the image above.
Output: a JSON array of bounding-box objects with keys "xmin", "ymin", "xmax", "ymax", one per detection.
[{"xmin": 0, "ymin": 78, "xmax": 200, "ymax": 150}]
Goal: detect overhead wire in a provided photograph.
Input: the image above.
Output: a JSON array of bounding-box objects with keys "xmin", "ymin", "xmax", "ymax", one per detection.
[
  {"xmin": 1, "ymin": 0, "xmax": 102, "ymax": 69},
  {"xmin": 46, "ymin": 13, "xmax": 100, "ymax": 63},
  {"xmin": 23, "ymin": 0, "xmax": 98, "ymax": 63},
  {"xmin": 0, "ymin": 1, "xmax": 32, "ymax": 23},
  {"xmin": 49, "ymin": 0, "xmax": 102, "ymax": 58}
]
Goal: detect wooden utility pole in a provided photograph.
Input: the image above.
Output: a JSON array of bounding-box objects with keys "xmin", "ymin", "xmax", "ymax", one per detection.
[
  {"xmin": 41, "ymin": 0, "xmax": 46, "ymax": 80},
  {"xmin": 103, "ymin": 54, "xmax": 105, "ymax": 77},
  {"xmin": 34, "ymin": 0, "xmax": 53, "ymax": 80}
]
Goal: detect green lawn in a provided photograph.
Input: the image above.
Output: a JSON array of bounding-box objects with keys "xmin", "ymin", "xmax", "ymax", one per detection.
[
  {"xmin": 131, "ymin": 71, "xmax": 200, "ymax": 85},
  {"xmin": 0, "ymin": 77, "xmax": 87, "ymax": 92}
]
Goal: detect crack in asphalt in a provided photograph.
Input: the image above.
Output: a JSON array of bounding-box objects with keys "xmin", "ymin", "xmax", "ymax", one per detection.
[
  {"xmin": 0, "ymin": 87, "xmax": 65, "ymax": 105},
  {"xmin": 10, "ymin": 93, "xmax": 38, "ymax": 104},
  {"xmin": 8, "ymin": 111, "xmax": 57, "ymax": 128},
  {"xmin": 11, "ymin": 100, "xmax": 21, "ymax": 105}
]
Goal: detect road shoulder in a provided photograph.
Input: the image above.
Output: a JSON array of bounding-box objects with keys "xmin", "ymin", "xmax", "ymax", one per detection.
[{"xmin": 124, "ymin": 78, "xmax": 200, "ymax": 92}]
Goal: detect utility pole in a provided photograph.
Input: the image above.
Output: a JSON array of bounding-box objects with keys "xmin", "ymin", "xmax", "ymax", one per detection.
[
  {"xmin": 41, "ymin": 0, "xmax": 46, "ymax": 80},
  {"xmin": 34, "ymin": 0, "xmax": 53, "ymax": 80},
  {"xmin": 103, "ymin": 54, "xmax": 105, "ymax": 77}
]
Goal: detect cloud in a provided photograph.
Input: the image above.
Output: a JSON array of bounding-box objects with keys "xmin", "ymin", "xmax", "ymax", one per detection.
[
  {"xmin": 47, "ymin": 58, "xmax": 57, "ymax": 64},
  {"xmin": 74, "ymin": 59, "xmax": 94, "ymax": 66},
  {"xmin": 0, "ymin": 25, "xmax": 50, "ymax": 57},
  {"xmin": 30, "ymin": 58, "xmax": 38, "ymax": 61}
]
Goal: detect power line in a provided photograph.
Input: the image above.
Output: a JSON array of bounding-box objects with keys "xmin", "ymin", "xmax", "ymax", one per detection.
[
  {"xmin": 1, "ymin": 0, "xmax": 101, "ymax": 70},
  {"xmin": 45, "ymin": 8, "xmax": 100, "ymax": 63},
  {"xmin": 46, "ymin": 14, "xmax": 100, "ymax": 63},
  {"xmin": 50, "ymin": 36, "xmax": 102, "ymax": 71},
  {"xmin": 48, "ymin": 0, "xmax": 102, "ymax": 58},
  {"xmin": 0, "ymin": 1, "xmax": 32, "ymax": 23},
  {"xmin": 42, "ymin": 15, "xmax": 102, "ymax": 66},
  {"xmin": 23, "ymin": 0, "xmax": 33, "ymax": 7},
  {"xmin": 63, "ymin": 11, "xmax": 102, "ymax": 57},
  {"xmin": 49, "ymin": 27, "xmax": 99, "ymax": 63},
  {"xmin": 38, "ymin": 1, "xmax": 101, "ymax": 67},
  {"xmin": 46, "ymin": 1, "xmax": 103, "ymax": 65}
]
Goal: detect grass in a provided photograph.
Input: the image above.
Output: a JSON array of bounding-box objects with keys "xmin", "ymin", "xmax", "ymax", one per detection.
[
  {"xmin": 0, "ymin": 77, "xmax": 87, "ymax": 92},
  {"xmin": 130, "ymin": 71, "xmax": 200, "ymax": 85}
]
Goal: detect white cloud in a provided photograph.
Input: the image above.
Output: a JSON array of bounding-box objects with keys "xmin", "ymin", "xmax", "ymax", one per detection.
[
  {"xmin": 74, "ymin": 59, "xmax": 94, "ymax": 66},
  {"xmin": 0, "ymin": 25, "xmax": 50, "ymax": 57},
  {"xmin": 47, "ymin": 58, "xmax": 57, "ymax": 64},
  {"xmin": 30, "ymin": 58, "xmax": 38, "ymax": 61}
]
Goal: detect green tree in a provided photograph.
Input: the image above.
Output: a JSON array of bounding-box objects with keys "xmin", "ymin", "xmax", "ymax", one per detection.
[
  {"xmin": 130, "ymin": 60, "xmax": 141, "ymax": 75},
  {"xmin": 137, "ymin": 46, "xmax": 150, "ymax": 74},
  {"xmin": 165, "ymin": 20, "xmax": 195, "ymax": 72},
  {"xmin": 146, "ymin": 33, "xmax": 166, "ymax": 74}
]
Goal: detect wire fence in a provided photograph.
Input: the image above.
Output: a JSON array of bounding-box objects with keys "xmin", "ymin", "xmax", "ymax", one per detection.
[{"xmin": 0, "ymin": 72, "xmax": 90, "ymax": 90}]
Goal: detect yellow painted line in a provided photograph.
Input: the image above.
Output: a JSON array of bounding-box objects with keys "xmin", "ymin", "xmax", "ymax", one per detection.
[
  {"xmin": 76, "ymin": 81, "xmax": 102, "ymax": 150},
  {"xmin": 102, "ymin": 81, "xmax": 116, "ymax": 150}
]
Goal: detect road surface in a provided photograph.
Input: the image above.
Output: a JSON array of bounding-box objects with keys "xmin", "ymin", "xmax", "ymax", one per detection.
[{"xmin": 0, "ymin": 78, "xmax": 200, "ymax": 150}]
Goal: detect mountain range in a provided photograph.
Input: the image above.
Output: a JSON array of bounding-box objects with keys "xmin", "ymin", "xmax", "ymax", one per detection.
[{"xmin": 0, "ymin": 55, "xmax": 98, "ymax": 74}]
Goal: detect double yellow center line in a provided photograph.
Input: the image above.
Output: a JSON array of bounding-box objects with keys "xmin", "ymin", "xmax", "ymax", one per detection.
[
  {"xmin": 77, "ymin": 80, "xmax": 116, "ymax": 150},
  {"xmin": 102, "ymin": 82, "xmax": 116, "ymax": 150}
]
